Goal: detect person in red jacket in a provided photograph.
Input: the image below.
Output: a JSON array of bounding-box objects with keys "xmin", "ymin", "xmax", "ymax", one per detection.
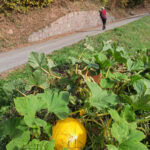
[{"xmin": 99, "ymin": 7, "xmax": 107, "ymax": 30}]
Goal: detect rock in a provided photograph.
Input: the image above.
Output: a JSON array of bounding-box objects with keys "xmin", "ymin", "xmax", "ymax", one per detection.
[
  {"xmin": 130, "ymin": 11, "xmax": 136, "ymax": 16},
  {"xmin": 7, "ymin": 29, "xmax": 13, "ymax": 35}
]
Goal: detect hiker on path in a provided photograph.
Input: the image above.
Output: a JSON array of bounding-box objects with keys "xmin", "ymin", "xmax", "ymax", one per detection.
[{"xmin": 99, "ymin": 7, "xmax": 107, "ymax": 30}]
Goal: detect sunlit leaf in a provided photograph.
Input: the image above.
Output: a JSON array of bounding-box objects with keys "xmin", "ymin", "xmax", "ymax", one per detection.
[
  {"xmin": 24, "ymin": 139, "xmax": 55, "ymax": 150},
  {"xmin": 87, "ymin": 81, "xmax": 119, "ymax": 110},
  {"xmin": 28, "ymin": 52, "xmax": 47, "ymax": 69}
]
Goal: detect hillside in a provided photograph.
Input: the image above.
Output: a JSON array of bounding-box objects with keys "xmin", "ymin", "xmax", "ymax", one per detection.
[{"xmin": 0, "ymin": 0, "xmax": 149, "ymax": 52}]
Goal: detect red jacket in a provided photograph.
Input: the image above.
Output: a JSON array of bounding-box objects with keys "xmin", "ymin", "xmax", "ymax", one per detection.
[{"xmin": 100, "ymin": 9, "xmax": 107, "ymax": 19}]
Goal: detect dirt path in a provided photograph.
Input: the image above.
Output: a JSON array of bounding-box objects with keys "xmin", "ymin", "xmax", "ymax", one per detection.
[{"xmin": 0, "ymin": 13, "xmax": 149, "ymax": 74}]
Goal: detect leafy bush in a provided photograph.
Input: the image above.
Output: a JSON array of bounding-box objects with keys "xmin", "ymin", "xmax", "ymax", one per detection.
[
  {"xmin": 0, "ymin": 0, "xmax": 54, "ymax": 12},
  {"xmin": 100, "ymin": 0, "xmax": 147, "ymax": 8}
]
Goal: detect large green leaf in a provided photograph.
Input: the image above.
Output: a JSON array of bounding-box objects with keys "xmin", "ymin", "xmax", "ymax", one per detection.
[
  {"xmin": 95, "ymin": 53, "xmax": 107, "ymax": 63},
  {"xmin": 86, "ymin": 81, "xmax": 119, "ymax": 110},
  {"xmin": 120, "ymin": 105, "xmax": 135, "ymax": 122},
  {"xmin": 107, "ymin": 145, "xmax": 118, "ymax": 150},
  {"xmin": 95, "ymin": 53, "xmax": 111, "ymax": 69},
  {"xmin": 23, "ymin": 139, "xmax": 55, "ymax": 150},
  {"xmin": 119, "ymin": 141, "xmax": 148, "ymax": 150},
  {"xmin": 127, "ymin": 59, "xmax": 144, "ymax": 71},
  {"xmin": 3, "ymin": 79, "xmax": 25, "ymax": 96},
  {"xmin": 39, "ymin": 89, "xmax": 70, "ymax": 119},
  {"xmin": 0, "ymin": 118, "xmax": 30, "ymax": 150},
  {"xmin": 0, "ymin": 118, "xmax": 27, "ymax": 138},
  {"xmin": 109, "ymin": 108, "xmax": 148, "ymax": 150},
  {"xmin": 133, "ymin": 80, "xmax": 146, "ymax": 96},
  {"xmin": 6, "ymin": 130, "xmax": 30, "ymax": 150},
  {"xmin": 25, "ymin": 69, "xmax": 49, "ymax": 91},
  {"xmin": 28, "ymin": 52, "xmax": 47, "ymax": 69},
  {"xmin": 121, "ymin": 94, "xmax": 150, "ymax": 111},
  {"xmin": 142, "ymin": 79, "xmax": 150, "ymax": 95},
  {"xmin": 111, "ymin": 121, "xmax": 129, "ymax": 144},
  {"xmin": 100, "ymin": 78, "xmax": 114, "ymax": 89},
  {"xmin": 15, "ymin": 95, "xmax": 47, "ymax": 128},
  {"xmin": 113, "ymin": 50, "xmax": 127, "ymax": 63},
  {"xmin": 15, "ymin": 90, "xmax": 70, "ymax": 128},
  {"xmin": 112, "ymin": 72, "xmax": 128, "ymax": 81},
  {"xmin": 131, "ymin": 94, "xmax": 150, "ymax": 111}
]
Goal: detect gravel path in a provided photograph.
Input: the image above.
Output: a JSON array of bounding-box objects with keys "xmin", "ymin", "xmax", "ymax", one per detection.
[{"xmin": 0, "ymin": 14, "xmax": 149, "ymax": 73}]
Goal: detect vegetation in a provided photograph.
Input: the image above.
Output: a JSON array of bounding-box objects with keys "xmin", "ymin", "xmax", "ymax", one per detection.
[
  {"xmin": 101, "ymin": 0, "xmax": 148, "ymax": 8},
  {"xmin": 0, "ymin": 0, "xmax": 54, "ymax": 13},
  {"xmin": 0, "ymin": 0, "xmax": 149, "ymax": 13},
  {"xmin": 0, "ymin": 16, "xmax": 150, "ymax": 150},
  {"xmin": 1, "ymin": 38, "xmax": 150, "ymax": 150}
]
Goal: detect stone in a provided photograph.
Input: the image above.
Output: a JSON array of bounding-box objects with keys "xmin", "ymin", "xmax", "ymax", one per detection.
[
  {"xmin": 130, "ymin": 11, "xmax": 136, "ymax": 16},
  {"xmin": 7, "ymin": 29, "xmax": 13, "ymax": 35}
]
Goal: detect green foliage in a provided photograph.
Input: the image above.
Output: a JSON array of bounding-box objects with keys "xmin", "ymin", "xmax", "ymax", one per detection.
[
  {"xmin": 0, "ymin": 0, "xmax": 54, "ymax": 13},
  {"xmin": 0, "ymin": 89, "xmax": 69, "ymax": 149},
  {"xmin": 100, "ymin": 0, "xmax": 146, "ymax": 8},
  {"xmin": 0, "ymin": 0, "xmax": 147, "ymax": 14},
  {"xmin": 23, "ymin": 139, "xmax": 55, "ymax": 150},
  {"xmin": 1, "ymin": 39, "xmax": 150, "ymax": 149},
  {"xmin": 1, "ymin": 18, "xmax": 150, "ymax": 149},
  {"xmin": 15, "ymin": 89, "xmax": 70, "ymax": 127},
  {"xmin": 86, "ymin": 81, "xmax": 119, "ymax": 110},
  {"xmin": 108, "ymin": 107, "xmax": 148, "ymax": 150},
  {"xmin": 0, "ymin": 118, "xmax": 30, "ymax": 150}
]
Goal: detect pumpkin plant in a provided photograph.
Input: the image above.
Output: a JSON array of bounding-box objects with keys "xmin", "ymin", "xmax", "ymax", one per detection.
[{"xmin": 0, "ymin": 39, "xmax": 150, "ymax": 149}]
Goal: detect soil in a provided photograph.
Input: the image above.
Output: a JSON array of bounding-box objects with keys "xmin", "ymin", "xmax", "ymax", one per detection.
[{"xmin": 0, "ymin": 0, "xmax": 150, "ymax": 53}]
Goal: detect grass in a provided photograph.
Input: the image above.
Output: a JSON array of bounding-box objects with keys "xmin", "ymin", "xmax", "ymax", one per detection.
[
  {"xmin": 0, "ymin": 16, "xmax": 150, "ymax": 107},
  {"xmin": 50, "ymin": 16, "xmax": 150, "ymax": 64},
  {"xmin": 95, "ymin": 16, "xmax": 150, "ymax": 50}
]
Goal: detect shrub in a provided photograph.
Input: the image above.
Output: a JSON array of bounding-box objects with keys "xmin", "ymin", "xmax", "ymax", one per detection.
[{"xmin": 0, "ymin": 0, "xmax": 54, "ymax": 13}]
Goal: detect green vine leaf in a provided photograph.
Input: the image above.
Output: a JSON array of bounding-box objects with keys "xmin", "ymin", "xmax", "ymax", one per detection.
[
  {"xmin": 14, "ymin": 95, "xmax": 46, "ymax": 128},
  {"xmin": 40, "ymin": 89, "xmax": 70, "ymax": 119},
  {"xmin": 0, "ymin": 118, "xmax": 27, "ymax": 138},
  {"xmin": 86, "ymin": 81, "xmax": 119, "ymax": 110},
  {"xmin": 109, "ymin": 108, "xmax": 148, "ymax": 150},
  {"xmin": 131, "ymin": 94, "xmax": 150, "ymax": 111},
  {"xmin": 133, "ymin": 79, "xmax": 146, "ymax": 96},
  {"xmin": 0, "ymin": 118, "xmax": 30, "ymax": 150},
  {"xmin": 47, "ymin": 58, "xmax": 56, "ymax": 70},
  {"xmin": 6, "ymin": 130, "xmax": 30, "ymax": 150},
  {"xmin": 107, "ymin": 145, "xmax": 118, "ymax": 150},
  {"xmin": 127, "ymin": 59, "xmax": 144, "ymax": 71},
  {"xmin": 28, "ymin": 52, "xmax": 47, "ymax": 69},
  {"xmin": 25, "ymin": 69, "xmax": 49, "ymax": 91},
  {"xmin": 23, "ymin": 139, "xmax": 55, "ymax": 150},
  {"xmin": 14, "ymin": 89, "xmax": 70, "ymax": 128}
]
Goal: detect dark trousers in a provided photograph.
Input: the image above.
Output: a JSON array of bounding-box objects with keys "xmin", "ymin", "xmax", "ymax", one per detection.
[{"xmin": 101, "ymin": 17, "xmax": 107, "ymax": 30}]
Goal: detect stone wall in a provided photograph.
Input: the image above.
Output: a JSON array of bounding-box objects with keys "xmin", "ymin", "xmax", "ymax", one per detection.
[{"xmin": 28, "ymin": 11, "xmax": 115, "ymax": 42}]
